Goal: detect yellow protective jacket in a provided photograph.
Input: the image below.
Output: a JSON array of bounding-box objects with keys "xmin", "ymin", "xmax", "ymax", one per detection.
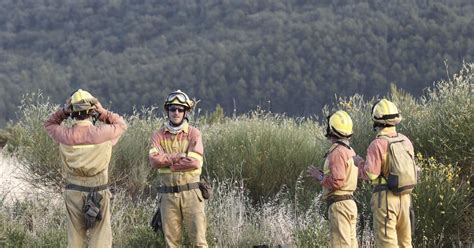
[{"xmin": 44, "ymin": 109, "xmax": 127, "ymax": 186}]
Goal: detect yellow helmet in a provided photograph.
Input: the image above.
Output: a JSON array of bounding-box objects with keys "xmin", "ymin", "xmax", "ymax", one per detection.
[
  {"xmin": 371, "ymin": 99, "xmax": 402, "ymax": 126},
  {"xmin": 70, "ymin": 89, "xmax": 97, "ymax": 112},
  {"xmin": 326, "ymin": 110, "xmax": 353, "ymax": 138},
  {"xmin": 164, "ymin": 90, "xmax": 195, "ymax": 110}
]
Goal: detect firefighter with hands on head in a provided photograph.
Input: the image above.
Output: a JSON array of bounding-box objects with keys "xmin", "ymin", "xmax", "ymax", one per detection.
[
  {"xmin": 307, "ymin": 110, "xmax": 359, "ymax": 248},
  {"xmin": 149, "ymin": 90, "xmax": 208, "ymax": 248},
  {"xmin": 353, "ymin": 99, "xmax": 417, "ymax": 248},
  {"xmin": 44, "ymin": 89, "xmax": 127, "ymax": 248}
]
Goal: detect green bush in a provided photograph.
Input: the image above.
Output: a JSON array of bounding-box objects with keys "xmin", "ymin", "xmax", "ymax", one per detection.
[
  {"xmin": 0, "ymin": 213, "xmax": 28, "ymax": 248},
  {"xmin": 406, "ymin": 63, "xmax": 473, "ymax": 168},
  {"xmin": 109, "ymin": 107, "xmax": 163, "ymax": 192},
  {"xmin": 3, "ymin": 63, "xmax": 472, "ymax": 245},
  {"xmin": 413, "ymin": 155, "xmax": 472, "ymax": 247},
  {"xmin": 0, "ymin": 195, "xmax": 67, "ymax": 247},
  {"xmin": 202, "ymin": 112, "xmax": 327, "ymax": 201},
  {"xmin": 33, "ymin": 228, "xmax": 67, "ymax": 248},
  {"xmin": 6, "ymin": 92, "xmax": 64, "ymax": 189},
  {"xmin": 206, "ymin": 178, "xmax": 330, "ymax": 247}
]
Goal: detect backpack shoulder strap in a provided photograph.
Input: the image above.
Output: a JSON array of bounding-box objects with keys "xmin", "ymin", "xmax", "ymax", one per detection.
[
  {"xmin": 335, "ymin": 140, "xmax": 352, "ymax": 151},
  {"xmin": 377, "ymin": 134, "xmax": 404, "ymax": 144}
]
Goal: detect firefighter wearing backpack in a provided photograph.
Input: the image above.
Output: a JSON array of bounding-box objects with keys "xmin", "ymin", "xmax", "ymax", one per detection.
[
  {"xmin": 308, "ymin": 110, "xmax": 359, "ymax": 248},
  {"xmin": 44, "ymin": 89, "xmax": 127, "ymax": 247},
  {"xmin": 149, "ymin": 90, "xmax": 208, "ymax": 247},
  {"xmin": 354, "ymin": 99, "xmax": 417, "ymax": 248}
]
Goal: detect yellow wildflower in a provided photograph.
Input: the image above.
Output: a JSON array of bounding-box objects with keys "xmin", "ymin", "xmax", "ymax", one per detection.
[{"xmin": 447, "ymin": 171, "xmax": 453, "ymax": 182}]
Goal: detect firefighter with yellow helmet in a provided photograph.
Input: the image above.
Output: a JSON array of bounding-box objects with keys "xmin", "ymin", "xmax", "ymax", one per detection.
[
  {"xmin": 308, "ymin": 110, "xmax": 359, "ymax": 247},
  {"xmin": 354, "ymin": 99, "xmax": 416, "ymax": 247},
  {"xmin": 149, "ymin": 90, "xmax": 208, "ymax": 247},
  {"xmin": 44, "ymin": 89, "xmax": 127, "ymax": 247}
]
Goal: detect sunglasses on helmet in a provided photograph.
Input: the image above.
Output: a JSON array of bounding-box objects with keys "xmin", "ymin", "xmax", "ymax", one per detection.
[{"xmin": 168, "ymin": 106, "xmax": 186, "ymax": 113}]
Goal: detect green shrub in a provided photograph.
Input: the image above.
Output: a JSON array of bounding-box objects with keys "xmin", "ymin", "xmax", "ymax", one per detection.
[
  {"xmin": 202, "ymin": 112, "xmax": 327, "ymax": 201},
  {"xmin": 0, "ymin": 213, "xmax": 28, "ymax": 248},
  {"xmin": 6, "ymin": 92, "xmax": 64, "ymax": 189},
  {"xmin": 33, "ymin": 228, "xmax": 67, "ymax": 248},
  {"xmin": 0, "ymin": 195, "xmax": 66, "ymax": 247},
  {"xmin": 406, "ymin": 63, "xmax": 473, "ymax": 168},
  {"xmin": 207, "ymin": 178, "xmax": 330, "ymax": 247},
  {"xmin": 109, "ymin": 107, "xmax": 163, "ymax": 192},
  {"xmin": 110, "ymin": 190, "xmax": 165, "ymax": 247},
  {"xmin": 3, "ymin": 63, "xmax": 472, "ymax": 245},
  {"xmin": 413, "ymin": 155, "xmax": 472, "ymax": 247},
  {"xmin": 120, "ymin": 226, "xmax": 163, "ymax": 248}
]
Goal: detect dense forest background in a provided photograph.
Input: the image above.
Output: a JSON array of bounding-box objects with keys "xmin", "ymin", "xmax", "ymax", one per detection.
[{"xmin": 0, "ymin": 0, "xmax": 472, "ymax": 126}]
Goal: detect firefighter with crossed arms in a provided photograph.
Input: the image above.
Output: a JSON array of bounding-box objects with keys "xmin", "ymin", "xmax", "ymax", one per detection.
[{"xmin": 149, "ymin": 90, "xmax": 208, "ymax": 247}]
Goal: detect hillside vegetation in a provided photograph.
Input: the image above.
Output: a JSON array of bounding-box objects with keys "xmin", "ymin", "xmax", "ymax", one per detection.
[
  {"xmin": 1, "ymin": 63, "xmax": 471, "ymax": 247},
  {"xmin": 0, "ymin": 0, "xmax": 473, "ymax": 126}
]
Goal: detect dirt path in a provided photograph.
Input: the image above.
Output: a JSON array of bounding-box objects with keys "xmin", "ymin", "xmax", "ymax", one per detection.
[{"xmin": 0, "ymin": 150, "xmax": 61, "ymax": 203}]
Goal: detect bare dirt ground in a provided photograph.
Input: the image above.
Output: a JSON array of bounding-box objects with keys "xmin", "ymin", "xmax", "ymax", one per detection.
[{"xmin": 0, "ymin": 149, "xmax": 61, "ymax": 204}]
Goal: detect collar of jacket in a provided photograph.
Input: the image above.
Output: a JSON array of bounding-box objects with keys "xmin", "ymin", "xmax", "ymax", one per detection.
[
  {"xmin": 334, "ymin": 138, "xmax": 350, "ymax": 147},
  {"xmin": 376, "ymin": 126, "xmax": 397, "ymax": 137},
  {"xmin": 73, "ymin": 119, "xmax": 93, "ymax": 126}
]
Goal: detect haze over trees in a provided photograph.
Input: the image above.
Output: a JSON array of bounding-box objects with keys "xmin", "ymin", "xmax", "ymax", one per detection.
[{"xmin": 0, "ymin": 0, "xmax": 472, "ymax": 126}]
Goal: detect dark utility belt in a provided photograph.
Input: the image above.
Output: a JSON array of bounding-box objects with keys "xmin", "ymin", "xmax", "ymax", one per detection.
[
  {"xmin": 65, "ymin": 183, "xmax": 108, "ymax": 192},
  {"xmin": 158, "ymin": 183, "xmax": 199, "ymax": 193},
  {"xmin": 327, "ymin": 194, "xmax": 353, "ymax": 207},
  {"xmin": 373, "ymin": 185, "xmax": 389, "ymax": 193}
]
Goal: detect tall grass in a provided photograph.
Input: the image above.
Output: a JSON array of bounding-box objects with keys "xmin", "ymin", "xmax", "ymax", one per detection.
[
  {"xmin": 108, "ymin": 107, "xmax": 162, "ymax": 193},
  {"xmin": 0, "ymin": 180, "xmax": 330, "ymax": 247},
  {"xmin": 408, "ymin": 63, "xmax": 473, "ymax": 168},
  {"xmin": 202, "ymin": 112, "xmax": 327, "ymax": 202},
  {"xmin": 1, "ymin": 63, "xmax": 472, "ymax": 246},
  {"xmin": 0, "ymin": 191, "xmax": 67, "ymax": 247},
  {"xmin": 5, "ymin": 92, "xmax": 64, "ymax": 189},
  {"xmin": 413, "ymin": 155, "xmax": 472, "ymax": 247}
]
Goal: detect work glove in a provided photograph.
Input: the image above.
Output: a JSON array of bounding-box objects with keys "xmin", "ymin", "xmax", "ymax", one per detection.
[
  {"xmin": 353, "ymin": 155, "xmax": 364, "ymax": 166},
  {"xmin": 94, "ymin": 101, "xmax": 107, "ymax": 115},
  {"xmin": 307, "ymin": 165, "xmax": 324, "ymax": 181},
  {"xmin": 62, "ymin": 98, "xmax": 72, "ymax": 117}
]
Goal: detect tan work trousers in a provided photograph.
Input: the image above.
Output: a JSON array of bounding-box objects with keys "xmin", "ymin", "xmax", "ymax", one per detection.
[
  {"xmin": 371, "ymin": 190, "xmax": 412, "ymax": 248},
  {"xmin": 64, "ymin": 189, "xmax": 112, "ymax": 248},
  {"xmin": 328, "ymin": 199, "xmax": 358, "ymax": 248},
  {"xmin": 159, "ymin": 188, "xmax": 207, "ymax": 248}
]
